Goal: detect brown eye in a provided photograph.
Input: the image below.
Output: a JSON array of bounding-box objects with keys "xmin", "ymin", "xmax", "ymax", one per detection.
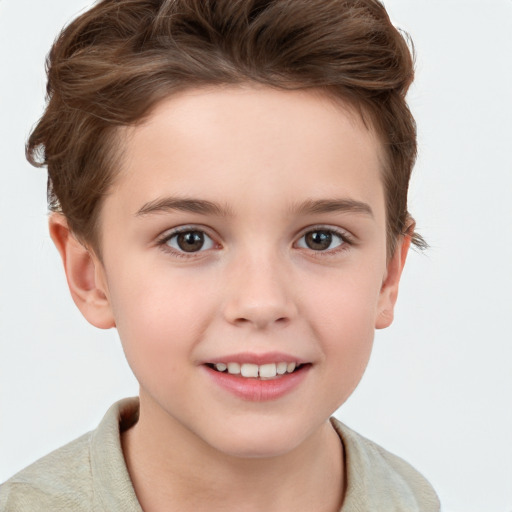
[
  {"xmin": 297, "ymin": 230, "xmax": 344, "ymax": 251},
  {"xmin": 177, "ymin": 231, "xmax": 204, "ymax": 252},
  {"xmin": 166, "ymin": 230, "xmax": 215, "ymax": 253}
]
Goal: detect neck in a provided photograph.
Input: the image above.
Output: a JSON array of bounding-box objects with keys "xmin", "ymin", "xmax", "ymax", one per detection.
[{"xmin": 121, "ymin": 396, "xmax": 345, "ymax": 512}]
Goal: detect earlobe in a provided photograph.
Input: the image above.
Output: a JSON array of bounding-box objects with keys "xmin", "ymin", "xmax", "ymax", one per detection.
[
  {"xmin": 49, "ymin": 213, "xmax": 115, "ymax": 329},
  {"xmin": 375, "ymin": 233, "xmax": 412, "ymax": 330}
]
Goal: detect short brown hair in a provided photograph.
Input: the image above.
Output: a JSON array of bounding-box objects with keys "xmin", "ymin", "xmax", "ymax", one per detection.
[{"xmin": 28, "ymin": 0, "xmax": 425, "ymax": 256}]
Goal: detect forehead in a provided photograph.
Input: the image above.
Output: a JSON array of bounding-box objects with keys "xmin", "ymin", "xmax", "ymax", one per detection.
[{"xmin": 110, "ymin": 86, "xmax": 385, "ymax": 219}]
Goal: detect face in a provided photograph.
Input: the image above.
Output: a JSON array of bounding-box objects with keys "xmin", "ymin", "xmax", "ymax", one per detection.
[{"xmin": 90, "ymin": 86, "xmax": 404, "ymax": 458}]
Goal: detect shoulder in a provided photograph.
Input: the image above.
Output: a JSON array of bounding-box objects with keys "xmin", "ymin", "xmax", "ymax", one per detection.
[
  {"xmin": 331, "ymin": 418, "xmax": 440, "ymax": 512},
  {"xmin": 0, "ymin": 398, "xmax": 141, "ymax": 512},
  {"xmin": 0, "ymin": 432, "xmax": 94, "ymax": 511}
]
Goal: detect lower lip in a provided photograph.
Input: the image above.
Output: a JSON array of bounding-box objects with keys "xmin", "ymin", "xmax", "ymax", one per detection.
[{"xmin": 203, "ymin": 365, "xmax": 310, "ymax": 402}]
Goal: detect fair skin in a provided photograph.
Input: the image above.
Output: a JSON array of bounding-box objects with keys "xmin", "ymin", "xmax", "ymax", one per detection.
[{"xmin": 50, "ymin": 86, "xmax": 410, "ymax": 512}]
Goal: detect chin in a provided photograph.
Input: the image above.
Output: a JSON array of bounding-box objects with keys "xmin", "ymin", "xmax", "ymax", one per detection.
[{"xmin": 200, "ymin": 415, "xmax": 322, "ymax": 460}]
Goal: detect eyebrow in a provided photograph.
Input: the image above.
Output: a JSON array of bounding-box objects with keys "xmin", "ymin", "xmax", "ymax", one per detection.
[
  {"xmin": 290, "ymin": 198, "xmax": 374, "ymax": 217},
  {"xmin": 135, "ymin": 196, "xmax": 373, "ymax": 218},
  {"xmin": 136, "ymin": 197, "xmax": 233, "ymax": 217}
]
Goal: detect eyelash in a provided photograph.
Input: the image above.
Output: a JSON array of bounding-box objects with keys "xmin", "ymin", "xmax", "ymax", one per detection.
[
  {"xmin": 296, "ymin": 226, "xmax": 354, "ymax": 257},
  {"xmin": 156, "ymin": 226, "xmax": 217, "ymax": 259},
  {"xmin": 156, "ymin": 225, "xmax": 354, "ymax": 258}
]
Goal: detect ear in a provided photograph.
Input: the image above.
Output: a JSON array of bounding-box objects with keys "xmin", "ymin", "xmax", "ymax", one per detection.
[
  {"xmin": 49, "ymin": 213, "xmax": 115, "ymax": 329},
  {"xmin": 375, "ymin": 233, "xmax": 412, "ymax": 329}
]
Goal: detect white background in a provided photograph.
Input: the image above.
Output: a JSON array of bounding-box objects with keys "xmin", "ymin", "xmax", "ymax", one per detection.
[{"xmin": 1, "ymin": 1, "xmax": 511, "ymax": 511}]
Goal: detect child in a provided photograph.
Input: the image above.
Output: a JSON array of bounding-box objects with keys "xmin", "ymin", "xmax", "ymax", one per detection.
[{"xmin": 0, "ymin": 0, "xmax": 439, "ymax": 510}]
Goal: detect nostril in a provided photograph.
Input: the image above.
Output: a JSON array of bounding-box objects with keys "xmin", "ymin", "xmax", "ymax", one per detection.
[{"xmin": 223, "ymin": 297, "xmax": 297, "ymax": 328}]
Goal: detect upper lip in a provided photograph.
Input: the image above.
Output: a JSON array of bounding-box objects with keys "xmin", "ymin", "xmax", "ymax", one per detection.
[{"xmin": 203, "ymin": 351, "xmax": 309, "ymax": 366}]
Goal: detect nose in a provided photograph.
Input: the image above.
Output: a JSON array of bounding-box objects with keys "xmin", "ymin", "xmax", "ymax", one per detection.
[{"xmin": 222, "ymin": 253, "xmax": 298, "ymax": 330}]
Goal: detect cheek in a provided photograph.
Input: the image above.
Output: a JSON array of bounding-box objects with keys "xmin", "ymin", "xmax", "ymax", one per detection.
[
  {"xmin": 304, "ymin": 269, "xmax": 381, "ymax": 390},
  {"xmin": 107, "ymin": 266, "xmax": 216, "ymax": 377},
  {"xmin": 307, "ymin": 265, "xmax": 382, "ymax": 337},
  {"xmin": 318, "ymin": 292, "xmax": 376, "ymax": 368}
]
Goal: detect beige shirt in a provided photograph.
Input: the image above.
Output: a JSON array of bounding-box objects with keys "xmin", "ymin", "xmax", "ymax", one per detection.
[{"xmin": 0, "ymin": 398, "xmax": 440, "ymax": 511}]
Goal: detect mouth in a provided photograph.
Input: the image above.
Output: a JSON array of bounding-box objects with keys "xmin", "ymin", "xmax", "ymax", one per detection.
[
  {"xmin": 202, "ymin": 353, "xmax": 312, "ymax": 401},
  {"xmin": 204, "ymin": 361, "xmax": 310, "ymax": 380}
]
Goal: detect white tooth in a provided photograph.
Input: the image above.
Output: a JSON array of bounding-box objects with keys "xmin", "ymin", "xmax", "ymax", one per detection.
[
  {"xmin": 241, "ymin": 363, "xmax": 259, "ymax": 378},
  {"xmin": 215, "ymin": 363, "xmax": 227, "ymax": 372},
  {"xmin": 259, "ymin": 363, "xmax": 277, "ymax": 378},
  {"xmin": 287, "ymin": 362, "xmax": 296, "ymax": 373},
  {"xmin": 276, "ymin": 362, "xmax": 287, "ymax": 375},
  {"xmin": 227, "ymin": 362, "xmax": 241, "ymax": 374}
]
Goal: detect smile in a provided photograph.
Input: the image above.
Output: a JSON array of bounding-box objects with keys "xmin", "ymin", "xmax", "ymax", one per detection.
[
  {"xmin": 203, "ymin": 358, "xmax": 311, "ymax": 401},
  {"xmin": 207, "ymin": 362, "xmax": 301, "ymax": 379}
]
